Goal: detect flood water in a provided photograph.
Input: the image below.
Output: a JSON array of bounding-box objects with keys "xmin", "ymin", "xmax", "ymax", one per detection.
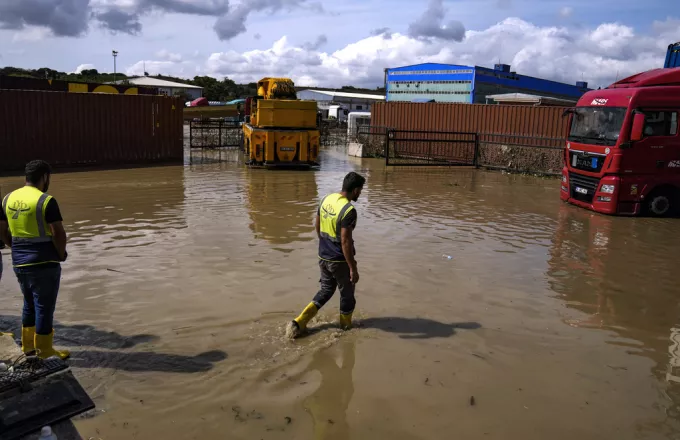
[{"xmin": 1, "ymin": 147, "xmax": 680, "ymax": 439}]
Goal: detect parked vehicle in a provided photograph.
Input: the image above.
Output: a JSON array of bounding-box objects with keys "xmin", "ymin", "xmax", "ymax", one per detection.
[
  {"xmin": 561, "ymin": 67, "xmax": 680, "ymax": 216},
  {"xmin": 242, "ymin": 78, "xmax": 320, "ymax": 169}
]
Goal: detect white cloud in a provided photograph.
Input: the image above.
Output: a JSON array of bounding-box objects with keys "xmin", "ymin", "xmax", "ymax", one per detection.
[
  {"xmin": 155, "ymin": 49, "xmax": 183, "ymax": 62},
  {"xmin": 559, "ymin": 6, "xmax": 573, "ymax": 18},
  {"xmin": 120, "ymin": 16, "xmax": 677, "ymax": 90},
  {"xmin": 126, "ymin": 60, "xmax": 183, "ymax": 76},
  {"xmin": 73, "ymin": 63, "xmax": 97, "ymax": 74},
  {"xmin": 199, "ymin": 17, "xmax": 673, "ymax": 89},
  {"xmin": 11, "ymin": 26, "xmax": 51, "ymax": 43},
  {"xmin": 652, "ymin": 17, "xmax": 680, "ymax": 35}
]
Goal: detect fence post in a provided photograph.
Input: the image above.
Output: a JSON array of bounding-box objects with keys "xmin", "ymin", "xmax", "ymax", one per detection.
[
  {"xmin": 189, "ymin": 120, "xmax": 193, "ymax": 149},
  {"xmin": 473, "ymin": 133, "xmax": 480, "ymax": 168},
  {"xmin": 385, "ymin": 129, "xmax": 391, "ymax": 166}
]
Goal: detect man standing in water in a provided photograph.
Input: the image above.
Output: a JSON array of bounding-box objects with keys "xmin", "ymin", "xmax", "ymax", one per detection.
[
  {"xmin": 287, "ymin": 171, "xmax": 366, "ymax": 339},
  {"xmin": 0, "ymin": 160, "xmax": 70, "ymax": 359}
]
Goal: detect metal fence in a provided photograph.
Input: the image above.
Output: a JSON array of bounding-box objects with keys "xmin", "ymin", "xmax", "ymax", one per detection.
[
  {"xmin": 189, "ymin": 119, "xmax": 243, "ymax": 149},
  {"xmin": 352, "ymin": 125, "xmax": 389, "ymax": 157},
  {"xmin": 371, "ymin": 102, "xmax": 570, "ymax": 175},
  {"xmin": 386, "ymin": 130, "xmax": 478, "ymax": 166}
]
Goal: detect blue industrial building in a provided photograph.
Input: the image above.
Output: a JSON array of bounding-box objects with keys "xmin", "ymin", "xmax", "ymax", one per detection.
[{"xmin": 385, "ymin": 63, "xmax": 591, "ymax": 104}]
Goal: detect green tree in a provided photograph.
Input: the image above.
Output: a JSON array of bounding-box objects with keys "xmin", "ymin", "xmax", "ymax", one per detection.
[{"xmin": 193, "ymin": 75, "xmax": 224, "ymax": 101}]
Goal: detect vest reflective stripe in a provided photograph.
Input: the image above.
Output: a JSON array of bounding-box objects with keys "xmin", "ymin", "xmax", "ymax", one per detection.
[
  {"xmin": 1, "ymin": 194, "xmax": 9, "ymax": 218},
  {"xmin": 12, "ymin": 237, "xmax": 54, "ymax": 243},
  {"xmin": 35, "ymin": 193, "xmax": 49, "ymax": 237},
  {"xmin": 319, "ymin": 193, "xmax": 354, "ymax": 243},
  {"xmin": 4, "ymin": 187, "xmax": 53, "ymax": 240}
]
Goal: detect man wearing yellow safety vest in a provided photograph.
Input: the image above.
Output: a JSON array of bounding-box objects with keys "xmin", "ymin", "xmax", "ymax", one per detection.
[
  {"xmin": 287, "ymin": 172, "xmax": 366, "ymax": 339},
  {"xmin": 0, "ymin": 160, "xmax": 70, "ymax": 359}
]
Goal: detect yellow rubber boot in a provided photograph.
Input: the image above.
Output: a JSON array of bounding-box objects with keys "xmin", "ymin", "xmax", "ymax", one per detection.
[
  {"xmin": 340, "ymin": 313, "xmax": 353, "ymax": 330},
  {"xmin": 35, "ymin": 331, "xmax": 70, "ymax": 360},
  {"xmin": 286, "ymin": 302, "xmax": 318, "ymax": 339},
  {"xmin": 21, "ymin": 327, "xmax": 36, "ymax": 354}
]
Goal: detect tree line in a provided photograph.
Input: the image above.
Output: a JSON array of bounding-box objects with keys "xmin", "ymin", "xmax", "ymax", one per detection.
[{"xmin": 0, "ymin": 66, "xmax": 385, "ymax": 102}]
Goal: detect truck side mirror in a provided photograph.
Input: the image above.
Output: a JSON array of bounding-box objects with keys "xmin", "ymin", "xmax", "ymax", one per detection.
[{"xmin": 631, "ymin": 113, "xmax": 645, "ymax": 142}]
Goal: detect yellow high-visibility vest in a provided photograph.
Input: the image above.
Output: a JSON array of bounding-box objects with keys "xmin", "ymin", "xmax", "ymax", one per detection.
[
  {"xmin": 319, "ymin": 193, "xmax": 354, "ymax": 244},
  {"xmin": 3, "ymin": 186, "xmax": 59, "ymax": 267}
]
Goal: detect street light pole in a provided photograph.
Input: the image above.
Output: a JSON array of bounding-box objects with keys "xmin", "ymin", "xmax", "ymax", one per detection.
[{"xmin": 112, "ymin": 50, "xmax": 118, "ymax": 83}]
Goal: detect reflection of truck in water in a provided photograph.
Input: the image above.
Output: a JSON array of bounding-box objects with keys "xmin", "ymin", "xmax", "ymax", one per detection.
[
  {"xmin": 548, "ymin": 206, "xmax": 680, "ymax": 395},
  {"xmin": 561, "ymin": 67, "xmax": 680, "ymax": 216},
  {"xmin": 245, "ymin": 169, "xmax": 318, "ymax": 245},
  {"xmin": 242, "ymin": 77, "xmax": 320, "ymax": 169}
]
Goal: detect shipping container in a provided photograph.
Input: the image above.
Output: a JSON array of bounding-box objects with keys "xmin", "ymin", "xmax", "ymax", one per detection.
[
  {"xmin": 372, "ymin": 102, "xmax": 570, "ymax": 138},
  {"xmin": 0, "ymin": 75, "xmax": 158, "ymax": 95},
  {"xmin": 372, "ymin": 101, "xmax": 570, "ymax": 174},
  {"xmin": 0, "ymin": 89, "xmax": 183, "ymax": 172}
]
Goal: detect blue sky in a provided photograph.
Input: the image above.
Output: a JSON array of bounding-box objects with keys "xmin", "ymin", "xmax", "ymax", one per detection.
[{"xmin": 0, "ymin": 0, "xmax": 676, "ymax": 88}]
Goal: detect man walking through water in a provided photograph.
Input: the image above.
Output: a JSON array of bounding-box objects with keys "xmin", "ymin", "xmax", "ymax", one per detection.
[
  {"xmin": 287, "ymin": 171, "xmax": 366, "ymax": 339},
  {"xmin": 0, "ymin": 160, "xmax": 70, "ymax": 359}
]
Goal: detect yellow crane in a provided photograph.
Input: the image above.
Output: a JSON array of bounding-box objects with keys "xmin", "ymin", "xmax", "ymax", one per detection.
[{"xmin": 243, "ymin": 77, "xmax": 320, "ymax": 169}]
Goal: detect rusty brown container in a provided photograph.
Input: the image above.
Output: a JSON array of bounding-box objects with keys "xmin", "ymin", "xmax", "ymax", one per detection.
[
  {"xmin": 372, "ymin": 102, "xmax": 570, "ymax": 138},
  {"xmin": 0, "ymin": 89, "xmax": 183, "ymax": 172}
]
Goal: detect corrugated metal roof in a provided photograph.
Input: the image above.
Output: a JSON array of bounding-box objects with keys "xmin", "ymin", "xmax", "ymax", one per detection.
[
  {"xmin": 486, "ymin": 93, "xmax": 577, "ymax": 105},
  {"xmin": 300, "ymin": 89, "xmax": 385, "ymax": 100},
  {"xmin": 121, "ymin": 77, "xmax": 203, "ymax": 89}
]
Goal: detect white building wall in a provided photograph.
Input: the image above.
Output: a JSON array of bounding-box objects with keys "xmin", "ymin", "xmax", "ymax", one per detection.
[{"xmin": 297, "ymin": 90, "xmax": 379, "ymax": 113}]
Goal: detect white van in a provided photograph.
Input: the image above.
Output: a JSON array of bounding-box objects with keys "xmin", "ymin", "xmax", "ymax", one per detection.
[{"xmin": 347, "ymin": 112, "xmax": 371, "ymax": 138}]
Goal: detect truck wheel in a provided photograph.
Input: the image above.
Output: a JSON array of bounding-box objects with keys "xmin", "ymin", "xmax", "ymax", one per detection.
[{"xmin": 646, "ymin": 190, "xmax": 676, "ymax": 217}]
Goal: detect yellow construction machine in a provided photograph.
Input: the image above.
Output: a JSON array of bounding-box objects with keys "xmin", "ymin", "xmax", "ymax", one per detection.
[{"xmin": 243, "ymin": 77, "xmax": 320, "ymax": 169}]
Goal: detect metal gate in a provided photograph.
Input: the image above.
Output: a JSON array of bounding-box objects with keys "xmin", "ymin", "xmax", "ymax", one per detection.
[
  {"xmin": 386, "ymin": 130, "xmax": 478, "ymax": 166},
  {"xmin": 189, "ymin": 119, "xmax": 243, "ymax": 149}
]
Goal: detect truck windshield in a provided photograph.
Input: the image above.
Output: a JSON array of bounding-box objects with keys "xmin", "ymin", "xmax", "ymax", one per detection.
[{"xmin": 568, "ymin": 107, "xmax": 627, "ymax": 147}]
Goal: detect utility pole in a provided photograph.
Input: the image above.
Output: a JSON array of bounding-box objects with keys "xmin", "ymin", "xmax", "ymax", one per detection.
[{"xmin": 112, "ymin": 50, "xmax": 118, "ymax": 83}]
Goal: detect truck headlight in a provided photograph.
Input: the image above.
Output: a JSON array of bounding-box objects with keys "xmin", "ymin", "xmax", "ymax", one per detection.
[
  {"xmin": 600, "ymin": 184, "xmax": 615, "ymax": 194},
  {"xmin": 562, "ymin": 175, "xmax": 567, "ymax": 183}
]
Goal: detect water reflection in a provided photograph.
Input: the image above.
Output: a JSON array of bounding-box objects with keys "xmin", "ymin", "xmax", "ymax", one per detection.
[
  {"xmin": 245, "ymin": 170, "xmax": 318, "ymax": 246},
  {"xmin": 0, "ymin": 166, "xmax": 188, "ymax": 251},
  {"xmin": 547, "ymin": 205, "xmax": 680, "ymax": 416},
  {"xmin": 302, "ymin": 340, "xmax": 356, "ymax": 440}
]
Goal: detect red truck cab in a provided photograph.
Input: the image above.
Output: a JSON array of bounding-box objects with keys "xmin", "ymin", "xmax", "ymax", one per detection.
[{"xmin": 562, "ymin": 68, "xmax": 680, "ymax": 216}]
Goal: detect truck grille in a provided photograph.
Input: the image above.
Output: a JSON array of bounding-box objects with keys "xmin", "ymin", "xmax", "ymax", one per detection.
[{"xmin": 569, "ymin": 173, "xmax": 600, "ymax": 203}]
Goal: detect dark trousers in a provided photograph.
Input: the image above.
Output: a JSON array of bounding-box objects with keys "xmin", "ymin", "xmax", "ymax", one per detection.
[
  {"xmin": 14, "ymin": 265, "xmax": 62, "ymax": 335},
  {"xmin": 312, "ymin": 260, "xmax": 356, "ymax": 315}
]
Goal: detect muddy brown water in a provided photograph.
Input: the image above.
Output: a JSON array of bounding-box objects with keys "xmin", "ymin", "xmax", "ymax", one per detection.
[{"xmin": 1, "ymin": 147, "xmax": 680, "ymax": 439}]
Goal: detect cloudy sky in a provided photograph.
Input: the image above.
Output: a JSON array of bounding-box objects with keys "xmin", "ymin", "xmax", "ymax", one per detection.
[{"xmin": 0, "ymin": 0, "xmax": 676, "ymax": 89}]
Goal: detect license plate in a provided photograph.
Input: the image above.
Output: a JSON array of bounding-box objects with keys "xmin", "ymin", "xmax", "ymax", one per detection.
[
  {"xmin": 575, "ymin": 186, "xmax": 588, "ymax": 194},
  {"xmin": 280, "ymin": 147, "xmax": 295, "ymax": 152}
]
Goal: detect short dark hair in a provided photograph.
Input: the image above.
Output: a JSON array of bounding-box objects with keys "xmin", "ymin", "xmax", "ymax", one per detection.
[
  {"xmin": 25, "ymin": 160, "xmax": 52, "ymax": 185},
  {"xmin": 342, "ymin": 172, "xmax": 366, "ymax": 193}
]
